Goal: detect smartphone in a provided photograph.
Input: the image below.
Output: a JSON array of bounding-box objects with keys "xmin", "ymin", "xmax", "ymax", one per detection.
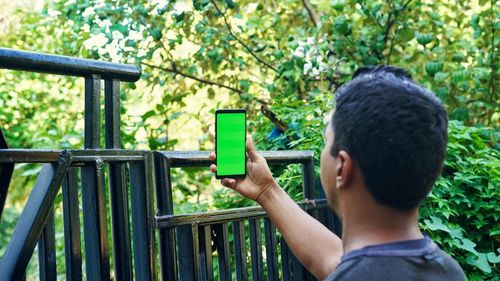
[{"xmin": 215, "ymin": 109, "xmax": 246, "ymax": 179}]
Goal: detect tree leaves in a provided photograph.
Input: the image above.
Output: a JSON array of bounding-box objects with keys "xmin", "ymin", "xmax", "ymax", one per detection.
[
  {"xmin": 333, "ymin": 15, "xmax": 352, "ymax": 36},
  {"xmin": 416, "ymin": 33, "xmax": 433, "ymax": 46}
]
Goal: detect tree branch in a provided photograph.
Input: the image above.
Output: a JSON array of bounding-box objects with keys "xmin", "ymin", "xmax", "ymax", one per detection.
[
  {"xmin": 141, "ymin": 61, "xmax": 268, "ymax": 104},
  {"xmin": 384, "ymin": 0, "xmax": 413, "ymax": 64},
  {"xmin": 302, "ymin": 0, "xmax": 320, "ymax": 27},
  {"xmin": 209, "ymin": 0, "xmax": 279, "ymax": 73},
  {"xmin": 383, "ymin": 0, "xmax": 395, "ymax": 47},
  {"xmin": 487, "ymin": 0, "xmax": 497, "ymax": 126}
]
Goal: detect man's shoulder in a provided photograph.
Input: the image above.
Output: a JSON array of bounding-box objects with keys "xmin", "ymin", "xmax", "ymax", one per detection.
[{"xmin": 324, "ymin": 238, "xmax": 466, "ymax": 281}]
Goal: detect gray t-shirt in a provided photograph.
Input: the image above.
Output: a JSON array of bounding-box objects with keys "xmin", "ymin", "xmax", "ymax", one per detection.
[{"xmin": 324, "ymin": 236, "xmax": 466, "ymax": 281}]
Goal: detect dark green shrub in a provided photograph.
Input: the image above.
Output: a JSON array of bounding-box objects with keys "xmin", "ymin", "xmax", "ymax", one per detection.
[{"xmin": 420, "ymin": 121, "xmax": 499, "ymax": 280}]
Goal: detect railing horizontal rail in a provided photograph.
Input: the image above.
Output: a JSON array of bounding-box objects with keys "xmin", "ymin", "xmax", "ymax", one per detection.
[
  {"xmin": 158, "ymin": 150, "xmax": 314, "ymax": 167},
  {"xmin": 155, "ymin": 199, "xmax": 327, "ymax": 228},
  {"xmin": 0, "ymin": 149, "xmax": 148, "ymax": 163},
  {"xmin": 0, "ymin": 48, "xmax": 140, "ymax": 82},
  {"xmin": 1, "ymin": 150, "xmax": 314, "ymax": 165},
  {"xmin": 0, "ymin": 150, "xmax": 61, "ymax": 163}
]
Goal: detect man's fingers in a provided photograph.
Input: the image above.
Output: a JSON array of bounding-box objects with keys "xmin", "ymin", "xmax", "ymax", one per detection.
[
  {"xmin": 209, "ymin": 152, "xmax": 216, "ymax": 160},
  {"xmin": 210, "ymin": 164, "xmax": 217, "ymax": 173},
  {"xmin": 246, "ymin": 134, "xmax": 260, "ymax": 161},
  {"xmin": 221, "ymin": 178, "xmax": 236, "ymax": 188}
]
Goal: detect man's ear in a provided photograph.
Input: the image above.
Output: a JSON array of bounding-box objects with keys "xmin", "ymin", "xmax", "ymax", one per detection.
[{"xmin": 336, "ymin": 150, "xmax": 353, "ymax": 188}]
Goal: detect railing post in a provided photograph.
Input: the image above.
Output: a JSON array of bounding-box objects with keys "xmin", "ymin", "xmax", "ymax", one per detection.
[
  {"xmin": 82, "ymin": 75, "xmax": 111, "ymax": 281},
  {"xmin": 302, "ymin": 158, "xmax": 315, "ymax": 200},
  {"xmin": 129, "ymin": 152, "xmax": 157, "ymax": 281},
  {"xmin": 232, "ymin": 221, "xmax": 248, "ymax": 281},
  {"xmin": 280, "ymin": 237, "xmax": 291, "ymax": 281},
  {"xmin": 213, "ymin": 223, "xmax": 231, "ymax": 281},
  {"xmin": 104, "ymin": 79, "xmax": 121, "ymax": 149},
  {"xmin": 249, "ymin": 219, "xmax": 264, "ymax": 281},
  {"xmin": 301, "ymin": 157, "xmax": 317, "ymax": 281},
  {"xmin": 0, "ymin": 129, "xmax": 14, "ymax": 220},
  {"xmin": 199, "ymin": 225, "xmax": 214, "ymax": 281},
  {"xmin": 84, "ymin": 75, "xmax": 101, "ymax": 149},
  {"xmin": 177, "ymin": 223, "xmax": 200, "ymax": 281},
  {"xmin": 81, "ymin": 159, "xmax": 110, "ymax": 281},
  {"xmin": 105, "ymin": 79, "xmax": 133, "ymax": 281},
  {"xmin": 154, "ymin": 152, "xmax": 177, "ymax": 280},
  {"xmin": 38, "ymin": 207, "xmax": 56, "ymax": 281},
  {"xmin": 62, "ymin": 168, "xmax": 82, "ymax": 281},
  {"xmin": 264, "ymin": 218, "xmax": 279, "ymax": 281}
]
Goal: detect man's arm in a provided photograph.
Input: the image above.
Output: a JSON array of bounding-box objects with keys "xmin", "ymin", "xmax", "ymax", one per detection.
[
  {"xmin": 210, "ymin": 136, "xmax": 342, "ymax": 280},
  {"xmin": 258, "ymin": 181, "xmax": 342, "ymax": 279}
]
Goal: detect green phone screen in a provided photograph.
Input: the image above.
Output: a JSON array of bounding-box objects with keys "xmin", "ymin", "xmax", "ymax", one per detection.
[{"xmin": 216, "ymin": 110, "xmax": 246, "ymax": 178}]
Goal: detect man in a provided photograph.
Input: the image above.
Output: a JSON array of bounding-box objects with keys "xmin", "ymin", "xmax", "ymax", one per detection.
[{"xmin": 209, "ymin": 66, "xmax": 466, "ymax": 280}]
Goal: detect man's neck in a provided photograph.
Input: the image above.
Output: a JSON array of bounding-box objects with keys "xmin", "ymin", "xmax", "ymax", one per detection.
[{"xmin": 341, "ymin": 205, "xmax": 423, "ymax": 254}]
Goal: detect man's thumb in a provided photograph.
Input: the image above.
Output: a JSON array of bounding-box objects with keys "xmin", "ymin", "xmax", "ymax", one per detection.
[{"xmin": 246, "ymin": 134, "xmax": 260, "ymax": 161}]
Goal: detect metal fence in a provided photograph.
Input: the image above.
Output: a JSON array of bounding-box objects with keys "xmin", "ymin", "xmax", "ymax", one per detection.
[{"xmin": 0, "ymin": 48, "xmax": 340, "ymax": 281}]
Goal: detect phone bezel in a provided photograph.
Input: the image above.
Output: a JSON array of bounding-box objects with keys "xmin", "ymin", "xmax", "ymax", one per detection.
[{"xmin": 215, "ymin": 109, "xmax": 247, "ymax": 179}]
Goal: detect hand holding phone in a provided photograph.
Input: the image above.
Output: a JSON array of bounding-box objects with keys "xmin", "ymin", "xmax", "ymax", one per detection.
[{"xmin": 212, "ymin": 110, "xmax": 275, "ymax": 202}]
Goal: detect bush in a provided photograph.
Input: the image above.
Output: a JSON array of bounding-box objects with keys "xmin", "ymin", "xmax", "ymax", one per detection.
[{"xmin": 421, "ymin": 121, "xmax": 500, "ymax": 280}]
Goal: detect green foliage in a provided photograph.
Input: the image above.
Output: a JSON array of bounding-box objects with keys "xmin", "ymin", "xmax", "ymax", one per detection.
[{"xmin": 420, "ymin": 121, "xmax": 500, "ymax": 280}]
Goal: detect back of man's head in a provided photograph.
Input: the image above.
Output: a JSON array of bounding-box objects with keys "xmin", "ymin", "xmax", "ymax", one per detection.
[{"xmin": 331, "ymin": 65, "xmax": 448, "ymax": 211}]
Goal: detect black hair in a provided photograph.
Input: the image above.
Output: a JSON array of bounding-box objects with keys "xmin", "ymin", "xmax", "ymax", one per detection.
[{"xmin": 331, "ymin": 65, "xmax": 448, "ymax": 211}]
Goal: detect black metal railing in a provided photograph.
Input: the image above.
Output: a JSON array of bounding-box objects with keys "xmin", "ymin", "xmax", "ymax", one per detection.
[
  {"xmin": 153, "ymin": 151, "xmax": 340, "ymax": 281},
  {"xmin": 0, "ymin": 47, "xmax": 147, "ymax": 281},
  {"xmin": 0, "ymin": 149, "xmax": 156, "ymax": 281},
  {"xmin": 0, "ymin": 48, "xmax": 341, "ymax": 281}
]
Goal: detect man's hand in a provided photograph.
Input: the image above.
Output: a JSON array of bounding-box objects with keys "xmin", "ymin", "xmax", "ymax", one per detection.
[{"xmin": 210, "ymin": 134, "xmax": 275, "ymax": 202}]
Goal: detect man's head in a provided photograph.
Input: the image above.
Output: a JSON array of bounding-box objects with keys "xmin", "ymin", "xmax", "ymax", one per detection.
[{"xmin": 320, "ymin": 65, "xmax": 448, "ymax": 214}]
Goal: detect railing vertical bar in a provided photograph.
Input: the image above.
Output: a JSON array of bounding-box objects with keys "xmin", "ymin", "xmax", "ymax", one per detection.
[
  {"xmin": 38, "ymin": 207, "xmax": 56, "ymax": 281},
  {"xmin": 104, "ymin": 79, "xmax": 121, "ymax": 149},
  {"xmin": 331, "ymin": 210, "xmax": 342, "ymax": 236},
  {"xmin": 302, "ymin": 158, "xmax": 318, "ymax": 281},
  {"xmin": 249, "ymin": 219, "xmax": 264, "ymax": 281},
  {"xmin": 153, "ymin": 152, "xmax": 177, "ymax": 280},
  {"xmin": 199, "ymin": 225, "xmax": 213, "ymax": 281},
  {"xmin": 290, "ymin": 251, "xmax": 305, "ymax": 281},
  {"xmin": 108, "ymin": 162, "xmax": 132, "ymax": 280},
  {"xmin": 177, "ymin": 224, "xmax": 200, "ymax": 281},
  {"xmin": 84, "ymin": 75, "xmax": 101, "ymax": 149},
  {"xmin": 302, "ymin": 160, "xmax": 319, "ymax": 223},
  {"xmin": 0, "ymin": 129, "xmax": 14, "ymax": 219},
  {"xmin": 264, "ymin": 218, "xmax": 278, "ymax": 281},
  {"xmin": 302, "ymin": 159, "xmax": 315, "ymax": 200},
  {"xmin": 105, "ymin": 79, "xmax": 133, "ymax": 281},
  {"xmin": 144, "ymin": 152, "xmax": 158, "ymax": 281},
  {"xmin": 280, "ymin": 237, "xmax": 291, "ymax": 281},
  {"xmin": 129, "ymin": 157, "xmax": 156, "ymax": 281},
  {"xmin": 232, "ymin": 221, "xmax": 248, "ymax": 281},
  {"xmin": 81, "ymin": 160, "xmax": 110, "ymax": 281},
  {"xmin": 213, "ymin": 223, "xmax": 231, "ymax": 281},
  {"xmin": 62, "ymin": 168, "xmax": 82, "ymax": 281},
  {"xmin": 82, "ymin": 73, "xmax": 109, "ymax": 281}
]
